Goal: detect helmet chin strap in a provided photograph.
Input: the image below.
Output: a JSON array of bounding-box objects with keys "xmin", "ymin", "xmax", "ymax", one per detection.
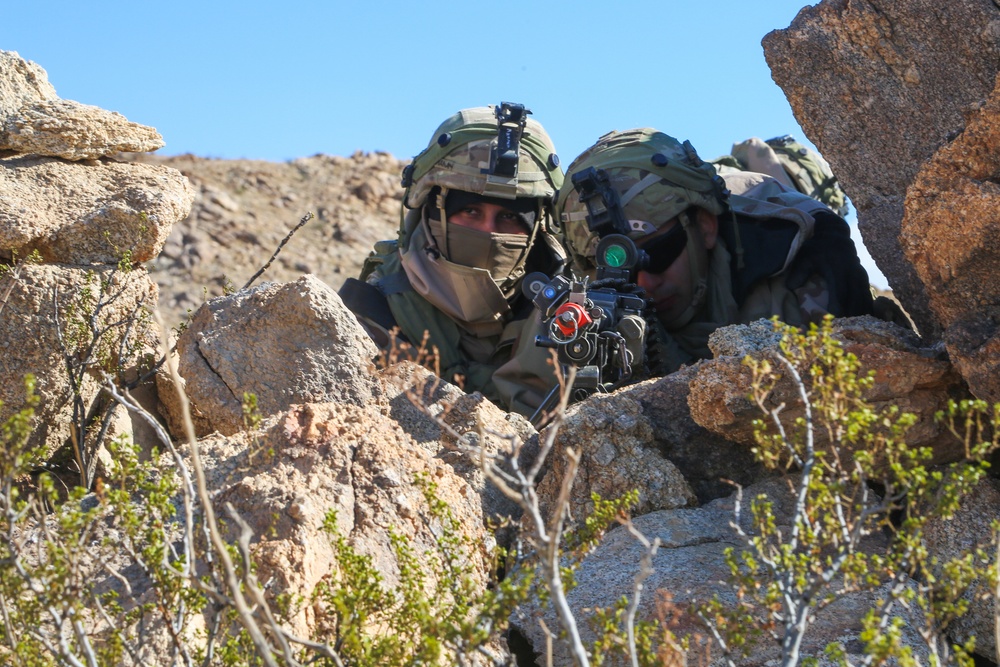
[
  {"xmin": 661, "ymin": 210, "xmax": 709, "ymax": 330},
  {"xmin": 430, "ymin": 187, "xmax": 450, "ymax": 259}
]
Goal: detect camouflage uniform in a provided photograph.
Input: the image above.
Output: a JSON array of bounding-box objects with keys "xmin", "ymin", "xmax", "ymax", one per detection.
[
  {"xmin": 558, "ymin": 128, "xmax": 874, "ymax": 372},
  {"xmin": 339, "ymin": 104, "xmax": 566, "ymax": 416}
]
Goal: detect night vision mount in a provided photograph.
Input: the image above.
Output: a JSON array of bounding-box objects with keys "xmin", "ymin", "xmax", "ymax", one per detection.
[{"xmin": 482, "ymin": 102, "xmax": 530, "ymax": 198}]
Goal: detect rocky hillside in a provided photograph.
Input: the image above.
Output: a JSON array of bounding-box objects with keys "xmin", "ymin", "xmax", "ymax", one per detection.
[
  {"xmin": 5, "ymin": 0, "xmax": 1000, "ymax": 660},
  {"xmin": 130, "ymin": 151, "xmax": 406, "ymax": 327}
]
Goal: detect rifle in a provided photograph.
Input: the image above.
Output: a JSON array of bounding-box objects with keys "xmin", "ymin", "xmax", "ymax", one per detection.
[{"xmin": 526, "ymin": 167, "xmax": 656, "ymax": 426}]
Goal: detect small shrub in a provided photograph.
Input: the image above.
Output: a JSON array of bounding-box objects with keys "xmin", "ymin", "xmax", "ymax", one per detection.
[{"xmin": 695, "ymin": 317, "xmax": 999, "ymax": 667}]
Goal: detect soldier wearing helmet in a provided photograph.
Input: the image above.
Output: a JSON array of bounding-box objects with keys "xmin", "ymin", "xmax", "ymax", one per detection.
[
  {"xmin": 557, "ymin": 128, "xmax": 875, "ymax": 373},
  {"xmin": 340, "ymin": 103, "xmax": 566, "ymax": 416}
]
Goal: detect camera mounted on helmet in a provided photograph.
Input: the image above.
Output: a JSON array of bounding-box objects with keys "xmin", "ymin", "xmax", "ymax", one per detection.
[
  {"xmin": 491, "ymin": 102, "xmax": 529, "ymax": 179},
  {"xmin": 482, "ymin": 102, "xmax": 531, "ymax": 198}
]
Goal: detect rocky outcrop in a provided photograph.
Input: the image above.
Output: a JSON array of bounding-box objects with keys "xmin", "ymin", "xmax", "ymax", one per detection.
[
  {"xmin": 0, "ymin": 50, "xmax": 191, "ymax": 464},
  {"xmin": 1, "ymin": 51, "xmax": 163, "ymax": 159},
  {"xmin": 512, "ymin": 477, "xmax": 928, "ymax": 667},
  {"xmin": 687, "ymin": 317, "xmax": 970, "ymax": 465},
  {"xmin": 158, "ymin": 274, "xmax": 382, "ymax": 437},
  {"xmin": 199, "ymin": 399, "xmax": 498, "ymax": 638},
  {"xmin": 161, "ymin": 280, "xmax": 984, "ymax": 664},
  {"xmin": 157, "ymin": 354, "xmax": 543, "ymax": 646},
  {"xmin": 763, "ymin": 0, "xmax": 1000, "ymax": 341},
  {"xmin": 0, "ymin": 155, "xmax": 193, "ymax": 264},
  {"xmin": 381, "ymin": 360, "xmax": 540, "ymax": 537},
  {"xmin": 901, "ymin": 75, "xmax": 1000, "ymax": 404}
]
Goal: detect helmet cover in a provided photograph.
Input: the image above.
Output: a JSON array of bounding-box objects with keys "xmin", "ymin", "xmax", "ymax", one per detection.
[{"xmin": 557, "ymin": 128, "xmax": 727, "ymax": 272}]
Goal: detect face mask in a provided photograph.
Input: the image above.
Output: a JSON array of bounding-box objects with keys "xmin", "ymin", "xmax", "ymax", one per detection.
[
  {"xmin": 400, "ymin": 223, "xmax": 513, "ymax": 337},
  {"xmin": 428, "ymin": 219, "xmax": 530, "ymax": 290}
]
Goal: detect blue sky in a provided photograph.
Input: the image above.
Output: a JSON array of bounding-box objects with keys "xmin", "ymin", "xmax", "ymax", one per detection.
[{"xmin": 4, "ymin": 1, "xmax": 888, "ymax": 287}]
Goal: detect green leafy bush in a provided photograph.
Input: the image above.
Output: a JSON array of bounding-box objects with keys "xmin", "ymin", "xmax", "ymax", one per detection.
[{"xmin": 696, "ymin": 317, "xmax": 999, "ymax": 667}]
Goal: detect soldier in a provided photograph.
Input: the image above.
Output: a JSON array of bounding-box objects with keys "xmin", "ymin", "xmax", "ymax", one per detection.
[
  {"xmin": 557, "ymin": 128, "xmax": 875, "ymax": 373},
  {"xmin": 339, "ymin": 103, "xmax": 566, "ymax": 416}
]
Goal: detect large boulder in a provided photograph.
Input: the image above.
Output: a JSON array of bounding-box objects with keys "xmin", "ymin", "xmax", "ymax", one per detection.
[
  {"xmin": 901, "ymin": 74, "xmax": 1000, "ymax": 403},
  {"xmin": 201, "ymin": 400, "xmax": 498, "ymax": 639},
  {"xmin": 75, "ymin": 390, "xmax": 513, "ymax": 659},
  {"xmin": 0, "ymin": 155, "xmax": 195, "ymax": 264},
  {"xmin": 512, "ymin": 477, "xmax": 927, "ymax": 666},
  {"xmin": 763, "ymin": 0, "xmax": 1000, "ymax": 339},
  {"xmin": 688, "ymin": 317, "xmax": 970, "ymax": 465},
  {"xmin": 161, "ymin": 358, "xmax": 540, "ymax": 651},
  {"xmin": 159, "ymin": 274, "xmax": 383, "ymax": 437}
]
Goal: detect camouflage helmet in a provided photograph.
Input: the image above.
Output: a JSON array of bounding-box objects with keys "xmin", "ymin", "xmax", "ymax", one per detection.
[
  {"xmin": 401, "ymin": 103, "xmax": 564, "ymax": 217},
  {"xmin": 557, "ymin": 128, "xmax": 729, "ymax": 272}
]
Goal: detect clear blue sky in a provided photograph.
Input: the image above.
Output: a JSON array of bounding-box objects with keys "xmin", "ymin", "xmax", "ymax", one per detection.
[{"xmin": 4, "ymin": 0, "xmax": 888, "ymax": 287}]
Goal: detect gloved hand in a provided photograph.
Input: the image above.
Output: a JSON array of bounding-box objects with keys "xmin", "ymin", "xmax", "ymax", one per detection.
[{"xmin": 785, "ymin": 211, "xmax": 874, "ymax": 317}]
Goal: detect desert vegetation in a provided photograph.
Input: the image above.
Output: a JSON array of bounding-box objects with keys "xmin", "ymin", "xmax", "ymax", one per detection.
[{"xmin": 1, "ymin": 290, "xmax": 997, "ymax": 666}]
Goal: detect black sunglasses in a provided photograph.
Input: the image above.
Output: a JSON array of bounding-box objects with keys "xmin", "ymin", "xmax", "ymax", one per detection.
[{"xmin": 638, "ymin": 222, "xmax": 687, "ymax": 274}]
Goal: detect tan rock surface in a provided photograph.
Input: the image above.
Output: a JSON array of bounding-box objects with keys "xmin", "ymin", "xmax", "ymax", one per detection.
[
  {"xmin": 191, "ymin": 399, "xmax": 497, "ymax": 639},
  {"xmin": 763, "ymin": 0, "xmax": 1000, "ymax": 339},
  {"xmin": 616, "ymin": 366, "xmax": 771, "ymax": 503},
  {"xmin": 3, "ymin": 99, "xmax": 163, "ymax": 159},
  {"xmin": 160, "ymin": 274, "xmax": 382, "ymax": 437},
  {"xmin": 688, "ymin": 317, "xmax": 968, "ymax": 466},
  {"xmin": 513, "ymin": 477, "xmax": 926, "ymax": 667},
  {"xmin": 0, "ymin": 155, "xmax": 193, "ymax": 264},
  {"xmin": 379, "ymin": 361, "xmax": 538, "ymax": 538},
  {"xmin": 0, "ymin": 51, "xmax": 163, "ymax": 160},
  {"xmin": 0, "ymin": 262, "xmax": 158, "ymax": 459},
  {"xmin": 0, "ymin": 50, "xmax": 57, "ymax": 115},
  {"xmin": 902, "ymin": 72, "xmax": 1000, "ymax": 403},
  {"xmin": 535, "ymin": 392, "xmax": 697, "ymax": 523},
  {"xmin": 924, "ymin": 476, "xmax": 1000, "ymax": 659}
]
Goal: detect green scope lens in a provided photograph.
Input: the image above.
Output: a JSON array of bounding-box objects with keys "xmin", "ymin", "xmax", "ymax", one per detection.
[{"xmin": 603, "ymin": 244, "xmax": 628, "ymax": 268}]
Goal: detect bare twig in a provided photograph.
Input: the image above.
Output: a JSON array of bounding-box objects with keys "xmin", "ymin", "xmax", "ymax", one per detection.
[
  {"xmin": 242, "ymin": 212, "xmax": 314, "ymax": 291},
  {"xmin": 157, "ymin": 311, "xmax": 283, "ymax": 667},
  {"xmin": 622, "ymin": 519, "xmax": 661, "ymax": 667}
]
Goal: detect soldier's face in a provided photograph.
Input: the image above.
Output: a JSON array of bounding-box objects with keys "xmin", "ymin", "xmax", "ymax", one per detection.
[
  {"xmin": 636, "ymin": 209, "xmax": 718, "ymax": 327},
  {"xmin": 448, "ymin": 202, "xmax": 529, "ymax": 235}
]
